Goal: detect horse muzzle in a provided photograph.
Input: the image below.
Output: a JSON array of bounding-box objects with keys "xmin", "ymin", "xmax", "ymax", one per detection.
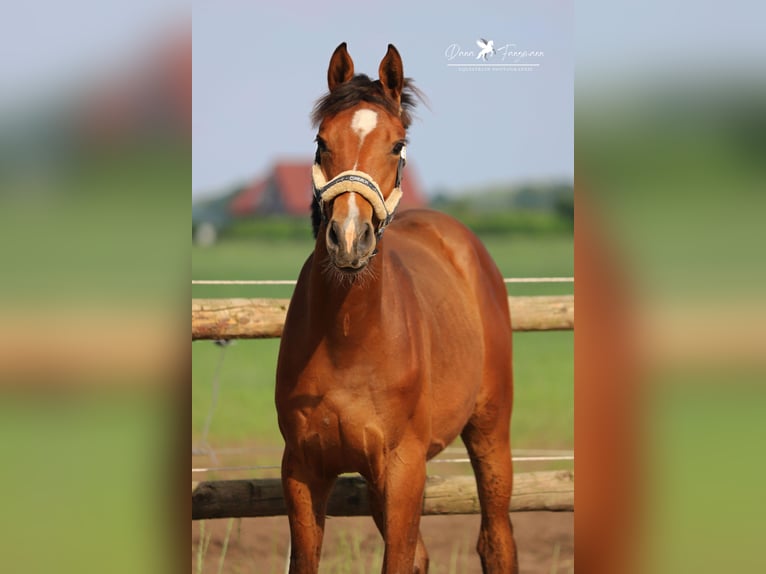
[{"xmin": 325, "ymin": 215, "xmax": 376, "ymax": 273}]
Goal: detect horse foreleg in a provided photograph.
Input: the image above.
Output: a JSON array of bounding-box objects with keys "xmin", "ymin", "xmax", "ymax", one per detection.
[
  {"xmin": 413, "ymin": 531, "xmax": 429, "ymax": 574},
  {"xmin": 372, "ymin": 444, "xmax": 427, "ymax": 574},
  {"xmin": 281, "ymin": 449, "xmax": 335, "ymax": 574},
  {"xmin": 369, "ymin": 484, "xmax": 429, "ymax": 573},
  {"xmin": 461, "ymin": 421, "xmax": 518, "ymax": 573}
]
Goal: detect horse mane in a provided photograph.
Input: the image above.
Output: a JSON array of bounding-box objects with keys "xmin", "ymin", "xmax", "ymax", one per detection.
[
  {"xmin": 311, "ymin": 194, "xmax": 323, "ymax": 239},
  {"xmin": 311, "ymin": 74, "xmax": 421, "ymax": 130},
  {"xmin": 310, "ymin": 74, "xmax": 423, "ymax": 238}
]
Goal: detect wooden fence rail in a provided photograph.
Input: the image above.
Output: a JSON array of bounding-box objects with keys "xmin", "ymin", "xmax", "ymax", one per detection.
[
  {"xmin": 192, "ymin": 295, "xmax": 574, "ymax": 340},
  {"xmin": 192, "ymin": 470, "xmax": 573, "ymax": 520}
]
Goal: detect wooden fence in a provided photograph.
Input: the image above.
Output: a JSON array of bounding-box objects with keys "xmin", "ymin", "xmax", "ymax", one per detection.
[
  {"xmin": 191, "ymin": 295, "xmax": 574, "ymax": 340},
  {"xmin": 191, "ymin": 294, "xmax": 574, "ymax": 519},
  {"xmin": 192, "ymin": 470, "xmax": 573, "ymax": 520}
]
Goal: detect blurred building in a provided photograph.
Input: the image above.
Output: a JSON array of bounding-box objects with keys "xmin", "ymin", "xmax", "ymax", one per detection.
[
  {"xmin": 77, "ymin": 29, "xmax": 191, "ymax": 147},
  {"xmin": 193, "ymin": 159, "xmax": 426, "ymax": 245},
  {"xmin": 229, "ymin": 159, "xmax": 426, "ymax": 217}
]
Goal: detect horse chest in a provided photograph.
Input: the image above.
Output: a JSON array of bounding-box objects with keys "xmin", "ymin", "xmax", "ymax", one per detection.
[
  {"xmin": 283, "ymin": 339, "xmax": 421, "ymax": 466},
  {"xmin": 290, "ymin": 389, "xmax": 394, "ymax": 478}
]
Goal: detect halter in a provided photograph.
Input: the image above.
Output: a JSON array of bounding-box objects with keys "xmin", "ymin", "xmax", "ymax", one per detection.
[{"xmin": 312, "ymin": 146, "xmax": 406, "ymax": 239}]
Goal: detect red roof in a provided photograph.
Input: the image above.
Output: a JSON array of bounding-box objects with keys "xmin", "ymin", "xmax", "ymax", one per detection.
[
  {"xmin": 274, "ymin": 162, "xmax": 314, "ymax": 215},
  {"xmin": 231, "ymin": 159, "xmax": 427, "ymax": 217},
  {"xmin": 77, "ymin": 31, "xmax": 191, "ymax": 144},
  {"xmin": 229, "ymin": 178, "xmax": 267, "ymax": 216}
]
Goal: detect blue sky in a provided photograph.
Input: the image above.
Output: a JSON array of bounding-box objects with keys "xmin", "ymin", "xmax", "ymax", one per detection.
[
  {"xmin": 0, "ymin": 2, "xmax": 183, "ymax": 107},
  {"xmin": 0, "ymin": 1, "xmax": 573, "ymax": 200},
  {"xmin": 192, "ymin": 1, "xmax": 573, "ymax": 198},
  {"xmin": 4, "ymin": 2, "xmax": 764, "ymax": 201}
]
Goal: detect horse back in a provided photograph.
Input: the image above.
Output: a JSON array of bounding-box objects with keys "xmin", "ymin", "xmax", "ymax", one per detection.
[
  {"xmin": 386, "ymin": 209, "xmax": 509, "ymax": 331},
  {"xmin": 383, "ymin": 209, "xmax": 512, "ymax": 444}
]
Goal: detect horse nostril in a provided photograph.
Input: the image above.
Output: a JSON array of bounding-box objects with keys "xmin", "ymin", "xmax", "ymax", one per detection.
[
  {"xmin": 359, "ymin": 223, "xmax": 374, "ymax": 252},
  {"xmin": 327, "ymin": 221, "xmax": 340, "ymax": 249}
]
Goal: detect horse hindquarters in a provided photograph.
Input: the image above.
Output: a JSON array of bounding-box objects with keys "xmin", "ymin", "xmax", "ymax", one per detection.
[
  {"xmin": 461, "ymin": 418, "xmax": 518, "ymax": 573},
  {"xmin": 463, "ymin": 243, "xmax": 518, "ymax": 573},
  {"xmin": 461, "ymin": 357, "xmax": 518, "ymax": 572}
]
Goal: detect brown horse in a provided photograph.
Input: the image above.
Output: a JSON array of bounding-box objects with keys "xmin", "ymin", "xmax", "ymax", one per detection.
[{"xmin": 276, "ymin": 42, "xmax": 518, "ymax": 574}]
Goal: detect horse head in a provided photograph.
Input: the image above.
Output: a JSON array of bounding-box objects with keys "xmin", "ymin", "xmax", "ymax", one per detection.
[{"xmin": 311, "ymin": 42, "xmax": 416, "ymax": 276}]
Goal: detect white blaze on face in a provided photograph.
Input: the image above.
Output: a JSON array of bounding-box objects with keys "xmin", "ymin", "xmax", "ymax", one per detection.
[
  {"xmin": 342, "ymin": 109, "xmax": 378, "ymax": 251},
  {"xmin": 350, "ymin": 108, "xmax": 378, "ymax": 169},
  {"xmin": 350, "ymin": 108, "xmax": 378, "ymax": 143},
  {"xmin": 340, "ymin": 108, "xmax": 377, "ymax": 252},
  {"xmin": 342, "ymin": 192, "xmax": 360, "ymax": 254}
]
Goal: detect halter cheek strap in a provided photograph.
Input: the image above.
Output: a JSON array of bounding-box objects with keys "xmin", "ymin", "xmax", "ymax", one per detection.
[{"xmin": 312, "ymin": 147, "xmax": 406, "ymax": 239}]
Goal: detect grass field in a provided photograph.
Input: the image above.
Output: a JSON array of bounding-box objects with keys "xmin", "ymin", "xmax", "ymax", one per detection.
[{"xmin": 192, "ymin": 231, "xmax": 573, "ymax": 453}]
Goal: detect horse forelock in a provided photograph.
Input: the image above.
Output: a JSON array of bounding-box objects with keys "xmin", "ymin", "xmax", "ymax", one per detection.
[{"xmin": 311, "ymin": 74, "xmax": 421, "ymax": 130}]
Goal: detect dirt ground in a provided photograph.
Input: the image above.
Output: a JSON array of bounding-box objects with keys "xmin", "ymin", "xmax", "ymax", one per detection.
[{"xmin": 192, "ymin": 511, "xmax": 573, "ymax": 573}]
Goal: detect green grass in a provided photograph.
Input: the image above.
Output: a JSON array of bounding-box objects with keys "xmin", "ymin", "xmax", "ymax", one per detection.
[
  {"xmin": 192, "ymin": 234, "xmax": 572, "ymax": 298},
  {"xmin": 192, "ymin": 339, "xmax": 283, "ymax": 445},
  {"xmin": 192, "ymin": 231, "xmax": 572, "ymax": 451},
  {"xmin": 1, "ymin": 396, "xmax": 172, "ymax": 573},
  {"xmin": 192, "ymin": 331, "xmax": 572, "ymax": 450},
  {"xmin": 641, "ymin": 382, "xmax": 766, "ymax": 573}
]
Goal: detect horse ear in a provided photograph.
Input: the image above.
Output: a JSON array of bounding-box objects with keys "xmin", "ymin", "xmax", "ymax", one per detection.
[
  {"xmin": 327, "ymin": 42, "xmax": 354, "ymax": 91},
  {"xmin": 378, "ymin": 44, "xmax": 404, "ymax": 106}
]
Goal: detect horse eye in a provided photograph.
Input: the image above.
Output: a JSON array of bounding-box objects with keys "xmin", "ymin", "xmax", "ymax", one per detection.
[
  {"xmin": 392, "ymin": 142, "xmax": 404, "ymax": 155},
  {"xmin": 316, "ymin": 138, "xmax": 328, "ymax": 153}
]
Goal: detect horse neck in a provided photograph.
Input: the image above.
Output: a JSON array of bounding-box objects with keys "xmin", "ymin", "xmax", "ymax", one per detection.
[{"xmin": 308, "ymin": 233, "xmax": 384, "ymax": 323}]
